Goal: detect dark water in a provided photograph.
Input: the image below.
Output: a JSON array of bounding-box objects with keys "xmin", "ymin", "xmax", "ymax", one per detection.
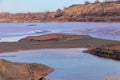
[
  {"xmin": 0, "ymin": 48, "xmax": 120, "ymax": 80},
  {"xmin": 0, "ymin": 22, "xmax": 120, "ymax": 42}
]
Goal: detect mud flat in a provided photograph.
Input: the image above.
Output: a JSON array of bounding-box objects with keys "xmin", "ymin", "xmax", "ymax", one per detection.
[
  {"xmin": 17, "ymin": 33, "xmax": 120, "ymax": 61},
  {"xmin": 0, "ymin": 33, "xmax": 120, "ymax": 61},
  {"xmin": 1, "ymin": 33, "xmax": 120, "ymax": 79},
  {"xmin": 0, "ymin": 33, "xmax": 120, "ymax": 54}
]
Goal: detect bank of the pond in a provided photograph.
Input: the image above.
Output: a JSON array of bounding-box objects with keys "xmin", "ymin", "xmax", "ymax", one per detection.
[
  {"xmin": 0, "ymin": 33, "xmax": 120, "ymax": 61},
  {"xmin": 1, "ymin": 48, "xmax": 120, "ymax": 80},
  {"xmin": 0, "ymin": 59, "xmax": 53, "ymax": 80},
  {"xmin": 0, "ymin": 33, "xmax": 120, "ymax": 54}
]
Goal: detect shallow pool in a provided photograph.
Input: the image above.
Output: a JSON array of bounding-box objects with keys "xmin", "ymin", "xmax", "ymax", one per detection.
[{"xmin": 0, "ymin": 48, "xmax": 120, "ymax": 80}]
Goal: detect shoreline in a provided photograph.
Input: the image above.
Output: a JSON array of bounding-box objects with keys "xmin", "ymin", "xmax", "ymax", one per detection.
[
  {"xmin": 1, "ymin": 33, "xmax": 120, "ymax": 79},
  {"xmin": 0, "ymin": 21, "xmax": 120, "ymax": 23},
  {"xmin": 0, "ymin": 33, "xmax": 120, "ymax": 60},
  {"xmin": 0, "ymin": 59, "xmax": 53, "ymax": 80},
  {"xmin": 0, "ymin": 33, "xmax": 119, "ymax": 53},
  {"xmin": 85, "ymin": 44, "xmax": 120, "ymax": 61}
]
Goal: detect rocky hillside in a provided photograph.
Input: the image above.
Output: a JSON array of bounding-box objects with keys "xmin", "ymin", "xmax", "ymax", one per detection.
[
  {"xmin": 62, "ymin": 2, "xmax": 120, "ymax": 22},
  {"xmin": 0, "ymin": 2, "xmax": 120, "ymax": 23},
  {"xmin": 86, "ymin": 44, "xmax": 120, "ymax": 60}
]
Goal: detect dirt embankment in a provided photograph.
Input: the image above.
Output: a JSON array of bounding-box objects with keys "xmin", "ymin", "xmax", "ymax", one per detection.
[
  {"xmin": 0, "ymin": 33, "xmax": 120, "ymax": 61},
  {"xmin": 85, "ymin": 44, "xmax": 120, "ymax": 60},
  {"xmin": 0, "ymin": 33, "xmax": 120, "ymax": 54},
  {"xmin": 19, "ymin": 33, "xmax": 120, "ymax": 61},
  {"xmin": 0, "ymin": 33, "xmax": 120, "ymax": 80},
  {"xmin": 0, "ymin": 59, "xmax": 53, "ymax": 80}
]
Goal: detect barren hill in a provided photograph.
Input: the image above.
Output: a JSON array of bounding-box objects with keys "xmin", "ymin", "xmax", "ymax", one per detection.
[
  {"xmin": 0, "ymin": 2, "xmax": 120, "ymax": 23},
  {"xmin": 62, "ymin": 2, "xmax": 120, "ymax": 22}
]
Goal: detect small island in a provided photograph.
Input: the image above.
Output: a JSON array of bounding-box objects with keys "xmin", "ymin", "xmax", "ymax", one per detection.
[{"xmin": 0, "ymin": 33, "xmax": 120, "ymax": 61}]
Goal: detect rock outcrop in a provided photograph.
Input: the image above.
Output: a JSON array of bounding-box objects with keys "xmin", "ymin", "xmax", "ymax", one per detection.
[
  {"xmin": 86, "ymin": 44, "xmax": 120, "ymax": 60},
  {"xmin": 0, "ymin": 59, "xmax": 53, "ymax": 80}
]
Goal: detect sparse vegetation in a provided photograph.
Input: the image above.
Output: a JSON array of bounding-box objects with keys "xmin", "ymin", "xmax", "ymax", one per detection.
[
  {"xmin": 0, "ymin": 1, "xmax": 120, "ymax": 23},
  {"xmin": 84, "ymin": 0, "xmax": 90, "ymax": 5},
  {"xmin": 94, "ymin": 0, "xmax": 100, "ymax": 3}
]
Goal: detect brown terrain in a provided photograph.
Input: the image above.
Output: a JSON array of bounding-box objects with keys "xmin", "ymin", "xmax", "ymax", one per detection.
[
  {"xmin": 0, "ymin": 1, "xmax": 120, "ymax": 80},
  {"xmin": 85, "ymin": 44, "xmax": 120, "ymax": 60},
  {"xmin": 0, "ymin": 59, "xmax": 53, "ymax": 80},
  {"xmin": 0, "ymin": 33, "xmax": 120, "ymax": 54},
  {"xmin": 0, "ymin": 33, "xmax": 120, "ymax": 79},
  {"xmin": 0, "ymin": 1, "xmax": 120, "ymax": 23},
  {"xmin": 19, "ymin": 33, "xmax": 120, "ymax": 61},
  {"xmin": 0, "ymin": 33, "xmax": 120, "ymax": 61}
]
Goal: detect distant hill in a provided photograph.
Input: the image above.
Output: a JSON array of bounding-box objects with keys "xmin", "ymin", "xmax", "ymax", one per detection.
[
  {"xmin": 0, "ymin": 2, "xmax": 120, "ymax": 23},
  {"xmin": 62, "ymin": 2, "xmax": 120, "ymax": 22}
]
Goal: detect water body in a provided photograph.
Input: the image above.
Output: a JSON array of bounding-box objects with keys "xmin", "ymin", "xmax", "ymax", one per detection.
[
  {"xmin": 0, "ymin": 22, "xmax": 120, "ymax": 42},
  {"xmin": 0, "ymin": 22, "xmax": 120, "ymax": 80},
  {"xmin": 0, "ymin": 48, "xmax": 120, "ymax": 80}
]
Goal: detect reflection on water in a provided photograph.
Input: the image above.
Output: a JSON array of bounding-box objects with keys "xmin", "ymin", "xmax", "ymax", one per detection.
[
  {"xmin": 0, "ymin": 48, "xmax": 120, "ymax": 80},
  {"xmin": 0, "ymin": 22, "xmax": 120, "ymax": 80},
  {"xmin": 0, "ymin": 22, "xmax": 120, "ymax": 42}
]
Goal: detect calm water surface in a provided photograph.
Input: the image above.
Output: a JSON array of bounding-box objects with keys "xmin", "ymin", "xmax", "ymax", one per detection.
[
  {"xmin": 0, "ymin": 22, "xmax": 120, "ymax": 80},
  {"xmin": 0, "ymin": 48, "xmax": 120, "ymax": 80},
  {"xmin": 0, "ymin": 22, "xmax": 120, "ymax": 41}
]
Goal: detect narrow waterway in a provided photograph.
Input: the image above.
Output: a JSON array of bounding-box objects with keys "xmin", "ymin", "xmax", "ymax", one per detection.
[{"xmin": 0, "ymin": 48, "xmax": 120, "ymax": 80}]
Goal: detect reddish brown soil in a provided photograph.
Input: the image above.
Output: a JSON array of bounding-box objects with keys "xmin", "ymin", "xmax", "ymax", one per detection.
[
  {"xmin": 19, "ymin": 33, "xmax": 84, "ymax": 42},
  {"xmin": 0, "ymin": 59, "xmax": 53, "ymax": 80},
  {"xmin": 0, "ymin": 33, "xmax": 119, "ymax": 54},
  {"xmin": 86, "ymin": 44, "xmax": 120, "ymax": 60},
  {"xmin": 1, "ymin": 33, "xmax": 120, "ymax": 61}
]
